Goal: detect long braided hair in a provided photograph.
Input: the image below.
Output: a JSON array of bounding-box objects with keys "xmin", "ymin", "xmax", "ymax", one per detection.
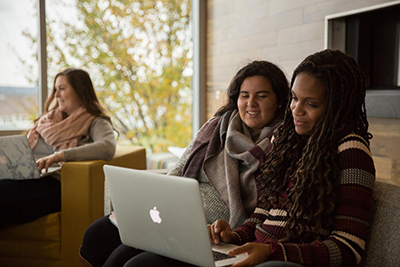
[{"xmin": 257, "ymin": 49, "xmax": 372, "ymax": 242}]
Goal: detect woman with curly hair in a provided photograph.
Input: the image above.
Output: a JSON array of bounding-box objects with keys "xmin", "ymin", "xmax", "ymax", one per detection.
[{"xmin": 206, "ymin": 49, "xmax": 375, "ymax": 267}]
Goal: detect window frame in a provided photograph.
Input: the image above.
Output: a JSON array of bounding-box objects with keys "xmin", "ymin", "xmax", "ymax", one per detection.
[
  {"xmin": 38, "ymin": 0, "xmax": 47, "ymax": 115},
  {"xmin": 191, "ymin": 0, "xmax": 206, "ymax": 137}
]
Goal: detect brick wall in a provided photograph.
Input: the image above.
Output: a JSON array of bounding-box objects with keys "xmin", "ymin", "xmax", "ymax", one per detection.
[{"xmin": 206, "ymin": 0, "xmax": 400, "ymax": 185}]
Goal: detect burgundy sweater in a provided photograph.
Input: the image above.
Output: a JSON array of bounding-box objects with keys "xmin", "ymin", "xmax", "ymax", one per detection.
[{"xmin": 233, "ymin": 134, "xmax": 376, "ymax": 266}]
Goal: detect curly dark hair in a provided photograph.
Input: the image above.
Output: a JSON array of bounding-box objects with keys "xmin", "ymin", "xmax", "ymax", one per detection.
[
  {"xmin": 215, "ymin": 60, "xmax": 289, "ymax": 119},
  {"xmin": 257, "ymin": 49, "xmax": 372, "ymax": 242}
]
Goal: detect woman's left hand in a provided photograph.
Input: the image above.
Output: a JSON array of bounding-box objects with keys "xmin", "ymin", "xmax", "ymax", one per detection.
[
  {"xmin": 228, "ymin": 242, "xmax": 271, "ymax": 267},
  {"xmin": 36, "ymin": 152, "xmax": 64, "ymax": 173}
]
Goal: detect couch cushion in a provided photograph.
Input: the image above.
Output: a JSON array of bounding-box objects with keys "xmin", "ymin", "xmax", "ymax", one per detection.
[
  {"xmin": 0, "ymin": 212, "xmax": 61, "ymax": 260},
  {"xmin": 361, "ymin": 181, "xmax": 400, "ymax": 266}
]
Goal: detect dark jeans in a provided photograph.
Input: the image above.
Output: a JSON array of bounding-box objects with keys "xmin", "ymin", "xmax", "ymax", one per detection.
[
  {"xmin": 81, "ymin": 215, "xmax": 140, "ymax": 267},
  {"xmin": 123, "ymin": 251, "xmax": 196, "ymax": 267},
  {"xmin": 256, "ymin": 261, "xmax": 305, "ymax": 267},
  {"xmin": 81, "ymin": 216, "xmax": 196, "ymax": 267},
  {"xmin": 0, "ymin": 177, "xmax": 60, "ymax": 227},
  {"xmin": 122, "ymin": 254, "xmax": 305, "ymax": 267}
]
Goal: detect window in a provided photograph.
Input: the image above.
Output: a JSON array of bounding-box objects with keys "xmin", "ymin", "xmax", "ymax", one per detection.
[
  {"xmin": 326, "ymin": 1, "xmax": 400, "ymax": 118},
  {"xmin": 0, "ymin": 0, "xmax": 38, "ymax": 131},
  {"xmin": 0, "ymin": 0, "xmax": 197, "ymax": 153}
]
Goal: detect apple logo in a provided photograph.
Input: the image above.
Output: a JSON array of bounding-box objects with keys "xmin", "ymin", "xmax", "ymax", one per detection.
[{"xmin": 149, "ymin": 206, "xmax": 162, "ymax": 224}]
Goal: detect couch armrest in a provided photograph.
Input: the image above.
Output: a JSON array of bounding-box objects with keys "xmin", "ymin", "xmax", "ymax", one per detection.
[
  {"xmin": 109, "ymin": 145, "xmax": 147, "ymax": 169},
  {"xmin": 59, "ymin": 145, "xmax": 146, "ymax": 266}
]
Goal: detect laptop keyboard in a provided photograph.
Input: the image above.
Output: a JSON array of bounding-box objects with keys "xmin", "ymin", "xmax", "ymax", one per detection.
[{"xmin": 213, "ymin": 250, "xmax": 236, "ymax": 262}]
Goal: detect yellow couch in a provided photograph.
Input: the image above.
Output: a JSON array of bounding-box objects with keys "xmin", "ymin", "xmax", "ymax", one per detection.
[{"xmin": 0, "ymin": 145, "xmax": 146, "ymax": 267}]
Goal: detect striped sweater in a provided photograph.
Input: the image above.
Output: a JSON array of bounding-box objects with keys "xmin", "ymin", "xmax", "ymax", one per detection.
[{"xmin": 233, "ymin": 134, "xmax": 375, "ymax": 266}]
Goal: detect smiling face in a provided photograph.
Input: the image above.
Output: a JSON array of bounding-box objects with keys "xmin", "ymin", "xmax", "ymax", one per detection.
[
  {"xmin": 237, "ymin": 76, "xmax": 279, "ymax": 133},
  {"xmin": 54, "ymin": 75, "xmax": 82, "ymax": 116},
  {"xmin": 290, "ymin": 73, "xmax": 327, "ymax": 135}
]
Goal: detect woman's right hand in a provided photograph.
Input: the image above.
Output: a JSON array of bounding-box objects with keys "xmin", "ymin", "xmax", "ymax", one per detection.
[
  {"xmin": 36, "ymin": 152, "xmax": 63, "ymax": 174},
  {"xmin": 207, "ymin": 219, "xmax": 237, "ymax": 244}
]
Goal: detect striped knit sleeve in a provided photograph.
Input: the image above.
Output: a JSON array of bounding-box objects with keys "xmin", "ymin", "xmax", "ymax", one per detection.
[
  {"xmin": 268, "ymin": 134, "xmax": 375, "ymax": 266},
  {"xmin": 233, "ymin": 207, "xmax": 269, "ymax": 245}
]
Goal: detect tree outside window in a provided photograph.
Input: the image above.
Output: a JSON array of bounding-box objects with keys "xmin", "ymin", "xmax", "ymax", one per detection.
[{"xmin": 10, "ymin": 0, "xmax": 193, "ymax": 153}]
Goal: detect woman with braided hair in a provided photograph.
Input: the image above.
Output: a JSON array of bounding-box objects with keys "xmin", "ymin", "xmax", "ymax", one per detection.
[{"xmin": 207, "ymin": 49, "xmax": 375, "ymax": 267}]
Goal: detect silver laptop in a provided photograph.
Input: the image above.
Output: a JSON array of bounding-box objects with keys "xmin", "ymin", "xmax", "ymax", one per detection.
[
  {"xmin": 103, "ymin": 164, "xmax": 248, "ymax": 267},
  {"xmin": 0, "ymin": 135, "xmax": 61, "ymax": 180}
]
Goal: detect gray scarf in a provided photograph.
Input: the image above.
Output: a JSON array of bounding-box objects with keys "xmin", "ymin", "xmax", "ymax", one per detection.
[
  {"xmin": 183, "ymin": 110, "xmax": 280, "ymax": 228},
  {"xmin": 204, "ymin": 111, "xmax": 279, "ymax": 228}
]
